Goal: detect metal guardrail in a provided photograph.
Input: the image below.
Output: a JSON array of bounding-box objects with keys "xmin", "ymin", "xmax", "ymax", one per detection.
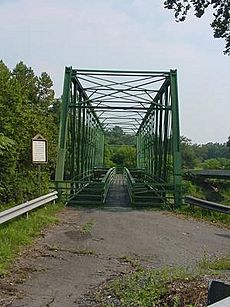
[
  {"xmin": 185, "ymin": 196, "xmax": 230, "ymax": 214},
  {"xmin": 208, "ymin": 296, "xmax": 230, "ymax": 306},
  {"xmin": 207, "ymin": 280, "xmax": 230, "ymax": 306},
  {"xmin": 0, "ymin": 191, "xmax": 58, "ymax": 225}
]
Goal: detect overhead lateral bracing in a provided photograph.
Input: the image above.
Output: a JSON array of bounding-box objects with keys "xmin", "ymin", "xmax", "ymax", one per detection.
[{"xmin": 55, "ymin": 68, "xmax": 182, "ymax": 207}]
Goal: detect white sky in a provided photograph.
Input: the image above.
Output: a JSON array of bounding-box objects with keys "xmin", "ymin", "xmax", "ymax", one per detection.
[{"xmin": 0, "ymin": 0, "xmax": 229, "ymax": 144}]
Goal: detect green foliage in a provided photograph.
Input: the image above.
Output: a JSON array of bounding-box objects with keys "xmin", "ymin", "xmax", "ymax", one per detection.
[
  {"xmin": 105, "ymin": 130, "xmax": 229, "ymax": 171},
  {"xmin": 201, "ymin": 158, "xmax": 230, "ymax": 170},
  {"xmin": 104, "ymin": 145, "xmax": 116, "ymax": 168},
  {"xmin": 180, "ymin": 137, "xmax": 198, "ymax": 169},
  {"xmin": 0, "ymin": 60, "xmax": 58, "ymax": 205},
  {"xmin": 164, "ymin": 0, "xmax": 230, "ymax": 55},
  {"xmin": 89, "ymin": 255, "xmax": 229, "ymax": 306},
  {"xmin": 91, "ymin": 266, "xmax": 207, "ymax": 306},
  {"xmin": 197, "ymin": 142, "xmax": 230, "ymax": 160},
  {"xmin": 110, "ymin": 146, "xmax": 136, "ymax": 168},
  {"xmin": 199, "ymin": 255, "xmax": 230, "ymax": 271},
  {"xmin": 180, "ymin": 136, "xmax": 230, "ymax": 170},
  {"xmin": 104, "ymin": 126, "xmax": 136, "ymax": 168},
  {"xmin": 182, "ymin": 180, "xmax": 204, "ymax": 198},
  {"xmin": 105, "ymin": 145, "xmax": 136, "ymax": 168},
  {"xmin": 0, "ymin": 134, "xmax": 15, "ymax": 156},
  {"xmin": 105, "ymin": 126, "xmax": 136, "ymax": 146},
  {"xmin": 181, "ymin": 138, "xmax": 230, "ymax": 203},
  {"xmin": 80, "ymin": 219, "xmax": 95, "ymax": 234},
  {"xmin": 0, "ymin": 203, "xmax": 64, "ymax": 275},
  {"xmin": 0, "ymin": 134, "xmax": 17, "ymax": 203}
]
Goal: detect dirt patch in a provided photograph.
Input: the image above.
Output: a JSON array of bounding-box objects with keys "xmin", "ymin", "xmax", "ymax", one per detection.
[
  {"xmin": 0, "ymin": 207, "xmax": 229, "ymax": 306},
  {"xmin": 162, "ymin": 279, "xmax": 207, "ymax": 306},
  {"xmin": 64, "ymin": 229, "xmax": 91, "ymax": 240}
]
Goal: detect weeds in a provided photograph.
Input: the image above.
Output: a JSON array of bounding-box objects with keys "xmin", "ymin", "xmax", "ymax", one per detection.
[
  {"xmin": 198, "ymin": 254, "xmax": 230, "ymax": 272},
  {"xmin": 89, "ymin": 266, "xmax": 205, "ymax": 306},
  {"xmin": 175, "ymin": 205, "xmax": 230, "ymax": 228},
  {"xmin": 80, "ymin": 219, "xmax": 95, "ymax": 234},
  {"xmin": 0, "ymin": 203, "xmax": 63, "ymax": 275},
  {"xmin": 87, "ymin": 255, "xmax": 230, "ymax": 307}
]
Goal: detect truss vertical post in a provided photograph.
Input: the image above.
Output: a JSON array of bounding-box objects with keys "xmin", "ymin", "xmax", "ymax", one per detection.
[
  {"xmin": 170, "ymin": 70, "xmax": 182, "ymax": 207},
  {"xmin": 154, "ymin": 106, "xmax": 159, "ymax": 176},
  {"xmin": 137, "ymin": 133, "xmax": 140, "ymax": 168},
  {"xmin": 70, "ymin": 82, "xmax": 77, "ymax": 194},
  {"xmin": 55, "ymin": 67, "xmax": 72, "ymax": 183},
  {"xmin": 81, "ymin": 99, "xmax": 86, "ymax": 176},
  {"xmin": 101, "ymin": 132, "xmax": 105, "ymax": 166},
  {"xmin": 163, "ymin": 87, "xmax": 169, "ymax": 181}
]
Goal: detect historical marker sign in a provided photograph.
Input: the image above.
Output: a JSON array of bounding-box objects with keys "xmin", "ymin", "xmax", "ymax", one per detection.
[{"xmin": 32, "ymin": 134, "xmax": 48, "ymax": 164}]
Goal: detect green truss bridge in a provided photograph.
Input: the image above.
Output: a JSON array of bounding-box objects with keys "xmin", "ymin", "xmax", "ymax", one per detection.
[{"xmin": 54, "ymin": 68, "xmax": 182, "ymax": 208}]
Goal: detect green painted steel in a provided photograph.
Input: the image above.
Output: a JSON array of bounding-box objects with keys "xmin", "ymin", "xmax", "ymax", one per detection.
[
  {"xmin": 135, "ymin": 70, "xmax": 182, "ymax": 207},
  {"xmin": 124, "ymin": 167, "xmax": 174, "ymax": 207},
  {"xmin": 55, "ymin": 67, "xmax": 105, "ymax": 202},
  {"xmin": 55, "ymin": 68, "xmax": 182, "ymax": 207}
]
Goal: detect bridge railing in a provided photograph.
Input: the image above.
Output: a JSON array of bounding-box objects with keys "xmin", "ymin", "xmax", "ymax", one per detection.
[
  {"xmin": 123, "ymin": 167, "xmax": 135, "ymax": 203},
  {"xmin": 124, "ymin": 167, "xmax": 175, "ymax": 207},
  {"xmin": 54, "ymin": 167, "xmax": 116, "ymax": 205},
  {"xmin": 102, "ymin": 167, "xmax": 116, "ymax": 203}
]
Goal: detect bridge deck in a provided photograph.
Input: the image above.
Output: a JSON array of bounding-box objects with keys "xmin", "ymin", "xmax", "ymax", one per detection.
[{"xmin": 106, "ymin": 174, "xmax": 130, "ymax": 207}]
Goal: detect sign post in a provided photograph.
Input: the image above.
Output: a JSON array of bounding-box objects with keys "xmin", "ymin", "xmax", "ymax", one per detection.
[{"xmin": 32, "ymin": 134, "xmax": 48, "ymax": 195}]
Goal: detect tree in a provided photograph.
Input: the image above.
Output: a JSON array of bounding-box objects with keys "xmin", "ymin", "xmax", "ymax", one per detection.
[
  {"xmin": 104, "ymin": 126, "xmax": 136, "ymax": 168},
  {"xmin": 164, "ymin": 0, "xmax": 230, "ymax": 55},
  {"xmin": 180, "ymin": 136, "xmax": 197, "ymax": 169},
  {"xmin": 111, "ymin": 146, "xmax": 136, "ymax": 168},
  {"xmin": 0, "ymin": 61, "xmax": 58, "ymax": 205},
  {"xmin": 37, "ymin": 72, "xmax": 55, "ymax": 109},
  {"xmin": 201, "ymin": 158, "xmax": 230, "ymax": 170},
  {"xmin": 227, "ymin": 136, "xmax": 230, "ymax": 147},
  {"xmin": 105, "ymin": 126, "xmax": 135, "ymax": 145}
]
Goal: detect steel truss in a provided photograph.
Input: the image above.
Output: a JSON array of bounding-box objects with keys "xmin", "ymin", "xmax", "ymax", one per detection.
[{"xmin": 55, "ymin": 68, "xmax": 182, "ymax": 206}]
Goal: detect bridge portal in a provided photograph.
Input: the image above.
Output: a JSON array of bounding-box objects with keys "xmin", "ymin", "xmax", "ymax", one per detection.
[{"xmin": 55, "ymin": 68, "xmax": 182, "ymax": 208}]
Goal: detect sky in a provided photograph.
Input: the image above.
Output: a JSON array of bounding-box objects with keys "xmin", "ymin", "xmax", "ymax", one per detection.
[{"xmin": 0, "ymin": 0, "xmax": 229, "ymax": 144}]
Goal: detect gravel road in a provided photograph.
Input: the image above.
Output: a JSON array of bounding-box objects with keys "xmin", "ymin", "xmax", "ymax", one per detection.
[{"xmin": 3, "ymin": 207, "xmax": 230, "ymax": 307}]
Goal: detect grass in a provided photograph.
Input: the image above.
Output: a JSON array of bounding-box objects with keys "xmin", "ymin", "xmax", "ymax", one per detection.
[
  {"xmin": 222, "ymin": 189, "xmax": 230, "ymax": 205},
  {"xmin": 89, "ymin": 267, "xmax": 205, "ymax": 306},
  {"xmin": 198, "ymin": 254, "xmax": 230, "ymax": 272},
  {"xmin": 0, "ymin": 202, "xmax": 17, "ymax": 213},
  {"xmin": 0, "ymin": 202, "xmax": 64, "ymax": 275},
  {"xmin": 175, "ymin": 204, "xmax": 230, "ymax": 228},
  {"xmin": 87, "ymin": 255, "xmax": 230, "ymax": 307}
]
